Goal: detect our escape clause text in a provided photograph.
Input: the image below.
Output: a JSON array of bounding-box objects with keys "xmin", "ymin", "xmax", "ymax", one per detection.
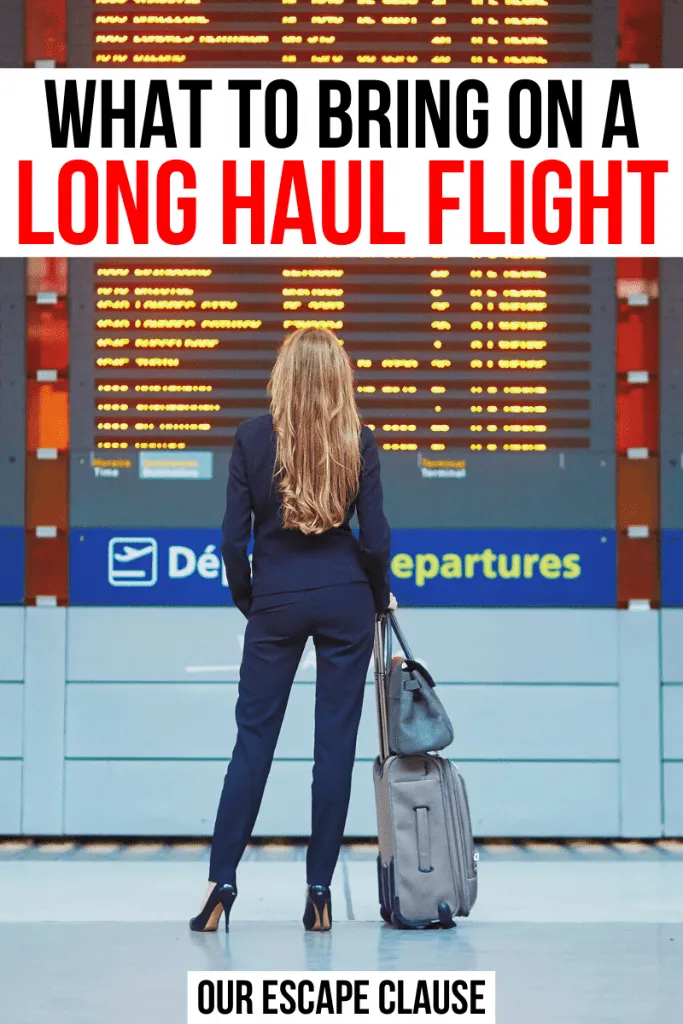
[{"xmin": 186, "ymin": 973, "xmax": 496, "ymax": 1021}]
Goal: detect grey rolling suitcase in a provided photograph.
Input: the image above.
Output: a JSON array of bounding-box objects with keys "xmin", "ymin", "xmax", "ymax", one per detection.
[{"xmin": 372, "ymin": 614, "xmax": 478, "ymax": 929}]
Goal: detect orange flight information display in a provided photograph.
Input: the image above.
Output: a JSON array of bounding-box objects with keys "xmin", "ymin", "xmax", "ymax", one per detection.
[
  {"xmin": 80, "ymin": 0, "xmax": 614, "ymax": 68},
  {"xmin": 87, "ymin": 257, "xmax": 613, "ymax": 454}
]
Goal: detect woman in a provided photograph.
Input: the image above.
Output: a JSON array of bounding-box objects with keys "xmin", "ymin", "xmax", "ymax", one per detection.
[{"xmin": 190, "ymin": 327, "xmax": 395, "ymax": 934}]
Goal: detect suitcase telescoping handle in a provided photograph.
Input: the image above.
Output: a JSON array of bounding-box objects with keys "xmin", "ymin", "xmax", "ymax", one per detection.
[{"xmin": 373, "ymin": 613, "xmax": 391, "ymax": 762}]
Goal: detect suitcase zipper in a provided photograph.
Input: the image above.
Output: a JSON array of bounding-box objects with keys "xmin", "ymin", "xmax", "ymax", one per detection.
[
  {"xmin": 443, "ymin": 760, "xmax": 471, "ymax": 915},
  {"xmin": 430, "ymin": 756, "xmax": 463, "ymax": 915},
  {"xmin": 453, "ymin": 766, "xmax": 477, "ymax": 910}
]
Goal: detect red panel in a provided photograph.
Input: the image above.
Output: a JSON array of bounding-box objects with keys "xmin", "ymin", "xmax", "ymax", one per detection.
[
  {"xmin": 25, "ymin": 455, "xmax": 69, "ymax": 531},
  {"xmin": 27, "ymin": 259, "xmax": 68, "ymax": 298},
  {"xmin": 617, "ymin": 536, "xmax": 660, "ymax": 607},
  {"xmin": 24, "ymin": 0, "xmax": 70, "ymax": 605},
  {"xmin": 26, "ymin": 380, "xmax": 69, "ymax": 452},
  {"xmin": 616, "ymin": 305, "xmax": 660, "ymax": 375},
  {"xmin": 617, "ymin": 381, "xmax": 659, "ymax": 453},
  {"xmin": 618, "ymin": 258, "xmax": 659, "ymax": 281},
  {"xmin": 24, "ymin": 536, "xmax": 69, "ymax": 604},
  {"xmin": 26, "ymin": 302, "xmax": 70, "ymax": 374},
  {"xmin": 618, "ymin": 0, "xmax": 662, "ymax": 67},
  {"xmin": 614, "ymin": 163, "xmax": 661, "ymax": 603},
  {"xmin": 25, "ymin": 0, "xmax": 67, "ymax": 66},
  {"xmin": 617, "ymin": 457, "xmax": 660, "ymax": 527}
]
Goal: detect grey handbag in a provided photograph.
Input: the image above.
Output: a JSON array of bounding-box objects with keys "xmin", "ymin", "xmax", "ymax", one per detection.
[{"xmin": 383, "ymin": 612, "xmax": 454, "ymax": 756}]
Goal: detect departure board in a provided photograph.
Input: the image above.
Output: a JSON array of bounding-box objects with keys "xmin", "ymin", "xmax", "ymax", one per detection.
[
  {"xmin": 63, "ymin": 0, "xmax": 620, "ymax": 599},
  {"xmin": 72, "ymin": 257, "xmax": 612, "ymax": 454},
  {"xmin": 0, "ymin": 259, "xmax": 25, "ymax": 524},
  {"xmin": 0, "ymin": 260, "xmax": 26, "ymax": 604},
  {"xmin": 661, "ymin": 259, "xmax": 683, "ymax": 606},
  {"xmin": 0, "ymin": 0, "xmax": 22, "ymax": 67},
  {"xmin": 68, "ymin": 0, "xmax": 617, "ymax": 68}
]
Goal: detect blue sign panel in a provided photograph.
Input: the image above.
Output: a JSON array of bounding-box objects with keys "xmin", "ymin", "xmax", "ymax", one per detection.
[
  {"xmin": 662, "ymin": 531, "xmax": 683, "ymax": 607},
  {"xmin": 0, "ymin": 527, "xmax": 24, "ymax": 605},
  {"xmin": 70, "ymin": 528, "xmax": 236, "ymax": 607},
  {"xmin": 70, "ymin": 527, "xmax": 616, "ymax": 608},
  {"xmin": 389, "ymin": 529, "xmax": 615, "ymax": 607}
]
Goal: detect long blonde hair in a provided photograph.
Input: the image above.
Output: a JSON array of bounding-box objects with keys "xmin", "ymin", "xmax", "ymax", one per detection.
[{"xmin": 269, "ymin": 327, "xmax": 361, "ymax": 534}]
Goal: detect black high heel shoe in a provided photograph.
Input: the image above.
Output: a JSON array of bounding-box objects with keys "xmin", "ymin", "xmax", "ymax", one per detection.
[
  {"xmin": 189, "ymin": 883, "xmax": 237, "ymax": 932},
  {"xmin": 303, "ymin": 885, "xmax": 332, "ymax": 932}
]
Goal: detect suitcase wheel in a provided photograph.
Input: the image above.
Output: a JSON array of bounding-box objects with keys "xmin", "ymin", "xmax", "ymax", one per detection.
[
  {"xmin": 437, "ymin": 902, "xmax": 456, "ymax": 929},
  {"xmin": 380, "ymin": 906, "xmax": 392, "ymax": 925}
]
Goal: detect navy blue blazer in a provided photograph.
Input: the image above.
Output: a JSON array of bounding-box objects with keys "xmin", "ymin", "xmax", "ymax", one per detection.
[{"xmin": 221, "ymin": 414, "xmax": 392, "ymax": 617}]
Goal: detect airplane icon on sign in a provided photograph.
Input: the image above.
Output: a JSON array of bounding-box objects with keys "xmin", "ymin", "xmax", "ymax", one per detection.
[
  {"xmin": 108, "ymin": 537, "xmax": 158, "ymax": 587},
  {"xmin": 115, "ymin": 543, "xmax": 155, "ymax": 562}
]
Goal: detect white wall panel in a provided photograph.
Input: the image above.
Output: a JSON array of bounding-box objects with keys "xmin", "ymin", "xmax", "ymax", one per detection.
[
  {"xmin": 464, "ymin": 762, "xmax": 620, "ymax": 836},
  {"xmin": 664, "ymin": 763, "xmax": 683, "ymax": 837},
  {"xmin": 662, "ymin": 610, "xmax": 683, "ymax": 683},
  {"xmin": 0, "ymin": 605, "xmax": 649, "ymax": 838},
  {"xmin": 661, "ymin": 614, "xmax": 682, "ymax": 837},
  {"xmin": 66, "ymin": 608, "xmax": 619, "ymax": 684},
  {"xmin": 617, "ymin": 611, "xmax": 662, "ymax": 837},
  {"xmin": 64, "ymin": 758, "xmax": 620, "ymax": 838},
  {"xmin": 399, "ymin": 609, "xmax": 619, "ymax": 684},
  {"xmin": 65, "ymin": 682, "xmax": 619, "ymax": 762},
  {"xmin": 0, "ymin": 683, "xmax": 23, "ymax": 757},
  {"xmin": 0, "ymin": 761, "xmax": 22, "ymax": 832},
  {"xmin": 0, "ymin": 607, "xmax": 24, "ymax": 681},
  {"xmin": 663, "ymin": 687, "xmax": 683, "ymax": 760},
  {"xmin": 22, "ymin": 608, "xmax": 66, "ymax": 835},
  {"xmin": 64, "ymin": 759, "xmax": 367, "ymax": 836}
]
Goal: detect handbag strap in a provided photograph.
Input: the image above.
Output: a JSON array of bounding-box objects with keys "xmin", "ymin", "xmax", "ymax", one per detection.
[
  {"xmin": 388, "ymin": 610, "xmax": 414, "ymax": 661},
  {"xmin": 387, "ymin": 613, "xmax": 436, "ymax": 689}
]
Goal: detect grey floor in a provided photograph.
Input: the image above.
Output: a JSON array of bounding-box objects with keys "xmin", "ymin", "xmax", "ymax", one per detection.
[{"xmin": 1, "ymin": 840, "xmax": 682, "ymax": 1024}]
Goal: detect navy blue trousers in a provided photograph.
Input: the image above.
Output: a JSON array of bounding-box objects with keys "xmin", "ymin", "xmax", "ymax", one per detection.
[{"xmin": 209, "ymin": 581, "xmax": 375, "ymax": 887}]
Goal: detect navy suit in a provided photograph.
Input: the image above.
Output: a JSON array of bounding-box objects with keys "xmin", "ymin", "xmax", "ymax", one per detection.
[
  {"xmin": 221, "ymin": 413, "xmax": 391, "ymax": 616},
  {"xmin": 210, "ymin": 414, "xmax": 392, "ymax": 886}
]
